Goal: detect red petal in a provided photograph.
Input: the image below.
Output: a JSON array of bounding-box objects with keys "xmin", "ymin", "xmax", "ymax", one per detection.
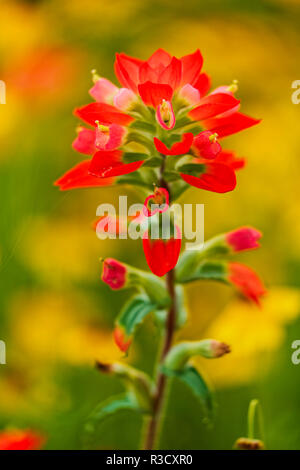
[
  {"xmin": 181, "ymin": 162, "xmax": 236, "ymax": 193},
  {"xmin": 89, "ymin": 150, "xmax": 144, "ymax": 178},
  {"xmin": 54, "ymin": 160, "xmax": 114, "ymax": 190},
  {"xmin": 147, "ymin": 48, "xmax": 172, "ymax": 68},
  {"xmin": 138, "ymin": 81, "xmax": 173, "ymax": 108},
  {"xmin": 158, "ymin": 56, "xmax": 182, "ymax": 90},
  {"xmin": 189, "ymin": 93, "xmax": 240, "ymax": 121},
  {"xmin": 74, "ymin": 102, "xmax": 133, "ymax": 127},
  {"xmin": 228, "ymin": 262, "xmax": 266, "ymax": 306},
  {"xmin": 203, "ymin": 112, "xmax": 261, "ymax": 138},
  {"xmin": 193, "ymin": 72, "xmax": 211, "ymax": 96},
  {"xmin": 143, "ymin": 229, "xmax": 181, "ymax": 277},
  {"xmin": 72, "ymin": 127, "xmax": 96, "ymax": 155},
  {"xmin": 113, "ymin": 327, "xmax": 132, "ymax": 352},
  {"xmin": 180, "ymin": 49, "xmax": 203, "ymax": 87},
  {"xmin": 154, "ymin": 133, "xmax": 193, "ymax": 156},
  {"xmin": 215, "ymin": 150, "xmax": 246, "ymax": 170},
  {"xmin": 114, "ymin": 53, "xmax": 143, "ymax": 92}
]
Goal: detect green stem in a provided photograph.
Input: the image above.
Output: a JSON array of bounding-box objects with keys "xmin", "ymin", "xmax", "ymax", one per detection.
[
  {"xmin": 143, "ymin": 170, "xmax": 177, "ymax": 450},
  {"xmin": 247, "ymin": 399, "xmax": 265, "ymax": 441}
]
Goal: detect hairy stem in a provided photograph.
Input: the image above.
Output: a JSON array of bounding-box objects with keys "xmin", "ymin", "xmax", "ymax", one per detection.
[{"xmin": 143, "ymin": 162, "xmax": 177, "ymax": 448}]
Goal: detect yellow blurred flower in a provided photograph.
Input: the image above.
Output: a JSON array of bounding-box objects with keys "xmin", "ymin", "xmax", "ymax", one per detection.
[{"xmin": 194, "ymin": 287, "xmax": 300, "ymax": 387}]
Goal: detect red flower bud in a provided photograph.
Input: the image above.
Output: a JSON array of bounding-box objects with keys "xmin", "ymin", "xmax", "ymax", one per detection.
[
  {"xmin": 228, "ymin": 262, "xmax": 266, "ymax": 306},
  {"xmin": 101, "ymin": 258, "xmax": 127, "ymax": 290},
  {"xmin": 143, "ymin": 187, "xmax": 169, "ymax": 217},
  {"xmin": 113, "ymin": 326, "xmax": 132, "ymax": 352},
  {"xmin": 226, "ymin": 226, "xmax": 262, "ymax": 252},
  {"xmin": 142, "ymin": 226, "xmax": 181, "ymax": 277}
]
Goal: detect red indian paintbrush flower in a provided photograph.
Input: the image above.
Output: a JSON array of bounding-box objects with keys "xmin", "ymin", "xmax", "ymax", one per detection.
[
  {"xmin": 228, "ymin": 262, "xmax": 266, "ymax": 306},
  {"xmin": 0, "ymin": 429, "xmax": 45, "ymax": 450},
  {"xmin": 55, "ymin": 48, "xmax": 260, "ymax": 194}
]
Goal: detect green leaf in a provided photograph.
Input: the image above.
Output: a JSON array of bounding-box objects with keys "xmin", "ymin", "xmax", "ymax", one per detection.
[
  {"xmin": 176, "ymin": 163, "xmax": 205, "ymax": 176},
  {"xmin": 163, "ymin": 366, "xmax": 215, "ymax": 422},
  {"xmin": 129, "ymin": 120, "xmax": 156, "ymax": 133},
  {"xmin": 122, "ymin": 152, "xmax": 149, "ymax": 163},
  {"xmin": 84, "ymin": 393, "xmax": 143, "ymax": 438},
  {"xmin": 116, "ymin": 294, "xmax": 156, "ymax": 338},
  {"xmin": 142, "ymin": 157, "xmax": 162, "ymax": 168},
  {"xmin": 176, "ymin": 260, "xmax": 228, "ymax": 284}
]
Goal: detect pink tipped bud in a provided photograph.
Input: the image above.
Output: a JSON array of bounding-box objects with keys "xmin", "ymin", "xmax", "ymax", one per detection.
[
  {"xmin": 226, "ymin": 226, "xmax": 262, "ymax": 252},
  {"xmin": 156, "ymin": 99, "xmax": 175, "ymax": 130},
  {"xmin": 101, "ymin": 258, "xmax": 127, "ymax": 290},
  {"xmin": 178, "ymin": 84, "xmax": 201, "ymax": 106},
  {"xmin": 113, "ymin": 88, "xmax": 136, "ymax": 111}
]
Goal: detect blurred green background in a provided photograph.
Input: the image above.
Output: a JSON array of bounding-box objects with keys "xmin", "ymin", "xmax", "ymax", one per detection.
[{"xmin": 1, "ymin": 0, "xmax": 300, "ymax": 450}]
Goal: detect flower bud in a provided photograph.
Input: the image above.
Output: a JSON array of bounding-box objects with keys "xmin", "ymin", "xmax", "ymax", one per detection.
[
  {"xmin": 164, "ymin": 339, "xmax": 231, "ymax": 371},
  {"xmin": 226, "ymin": 226, "xmax": 261, "ymax": 252},
  {"xmin": 228, "ymin": 262, "xmax": 267, "ymax": 306},
  {"xmin": 101, "ymin": 258, "xmax": 128, "ymax": 290},
  {"xmin": 143, "ymin": 187, "xmax": 169, "ymax": 217},
  {"xmin": 113, "ymin": 326, "xmax": 132, "ymax": 353},
  {"xmin": 101, "ymin": 258, "xmax": 170, "ymax": 307}
]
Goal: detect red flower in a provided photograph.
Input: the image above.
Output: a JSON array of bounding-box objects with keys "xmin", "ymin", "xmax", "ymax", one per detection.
[
  {"xmin": 154, "ymin": 133, "xmax": 194, "ymax": 156},
  {"xmin": 228, "ymin": 262, "xmax": 266, "ymax": 305},
  {"xmin": 72, "ymin": 123, "xmax": 126, "ymax": 155},
  {"xmin": 226, "ymin": 227, "xmax": 262, "ymax": 252},
  {"xmin": 113, "ymin": 326, "xmax": 132, "ymax": 353},
  {"xmin": 142, "ymin": 226, "xmax": 182, "ymax": 277},
  {"xmin": 213, "ymin": 149, "xmax": 245, "ymax": 170},
  {"xmin": 192, "ymin": 131, "xmax": 221, "ymax": 159},
  {"xmin": 54, "ymin": 160, "xmax": 114, "ymax": 190},
  {"xmin": 101, "ymin": 258, "xmax": 128, "ymax": 290},
  {"xmin": 0, "ymin": 430, "xmax": 45, "ymax": 450}
]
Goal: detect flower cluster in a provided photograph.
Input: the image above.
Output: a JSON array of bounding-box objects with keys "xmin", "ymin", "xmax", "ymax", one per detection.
[
  {"xmin": 55, "ymin": 48, "xmax": 265, "ymax": 450},
  {"xmin": 55, "ymin": 48, "xmax": 258, "ymax": 194}
]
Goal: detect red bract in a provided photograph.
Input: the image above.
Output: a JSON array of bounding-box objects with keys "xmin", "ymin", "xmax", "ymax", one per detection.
[
  {"xmin": 213, "ymin": 150, "xmax": 245, "ymax": 170},
  {"xmin": 54, "ymin": 160, "xmax": 114, "ymax": 190},
  {"xmin": 228, "ymin": 262, "xmax": 266, "ymax": 306},
  {"xmin": 181, "ymin": 162, "xmax": 236, "ymax": 193},
  {"xmin": 142, "ymin": 227, "xmax": 182, "ymax": 277},
  {"xmin": 226, "ymin": 227, "xmax": 262, "ymax": 252},
  {"xmin": 143, "ymin": 187, "xmax": 169, "ymax": 216},
  {"xmin": 154, "ymin": 133, "xmax": 194, "ymax": 156},
  {"xmin": 203, "ymin": 112, "xmax": 261, "ymax": 138},
  {"xmin": 189, "ymin": 93, "xmax": 240, "ymax": 121},
  {"xmin": 0, "ymin": 430, "xmax": 45, "ymax": 450},
  {"xmin": 89, "ymin": 150, "xmax": 144, "ymax": 178},
  {"xmin": 74, "ymin": 102, "xmax": 133, "ymax": 127}
]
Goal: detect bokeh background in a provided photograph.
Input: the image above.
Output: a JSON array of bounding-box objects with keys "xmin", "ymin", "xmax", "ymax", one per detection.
[{"xmin": 0, "ymin": 0, "xmax": 300, "ymax": 450}]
